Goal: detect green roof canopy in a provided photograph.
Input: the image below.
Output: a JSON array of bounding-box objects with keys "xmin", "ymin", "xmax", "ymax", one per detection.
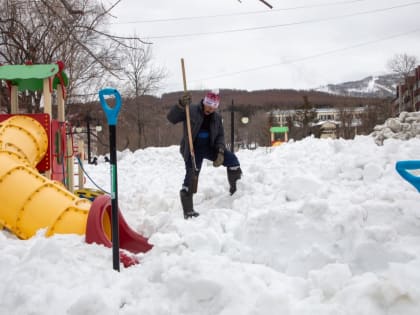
[{"xmin": 0, "ymin": 64, "xmax": 68, "ymax": 91}]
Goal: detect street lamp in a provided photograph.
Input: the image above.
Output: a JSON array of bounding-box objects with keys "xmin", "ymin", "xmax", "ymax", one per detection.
[
  {"xmin": 74, "ymin": 112, "xmax": 103, "ymax": 164},
  {"xmin": 230, "ymin": 99, "xmax": 250, "ymax": 152},
  {"xmin": 85, "ymin": 114, "xmax": 93, "ymax": 164},
  {"xmin": 240, "ymin": 115, "xmax": 249, "ymax": 148},
  {"xmin": 241, "ymin": 116, "xmax": 249, "ymax": 125}
]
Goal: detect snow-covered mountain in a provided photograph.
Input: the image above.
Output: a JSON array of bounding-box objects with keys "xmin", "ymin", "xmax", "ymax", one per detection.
[{"xmin": 316, "ymin": 74, "xmax": 401, "ymax": 98}]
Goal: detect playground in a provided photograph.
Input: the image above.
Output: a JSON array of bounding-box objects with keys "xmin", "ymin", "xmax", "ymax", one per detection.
[{"xmin": 0, "ymin": 63, "xmax": 152, "ymax": 268}]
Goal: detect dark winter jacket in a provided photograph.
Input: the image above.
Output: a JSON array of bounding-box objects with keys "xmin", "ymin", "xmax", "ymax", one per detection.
[{"xmin": 167, "ymin": 101, "xmax": 225, "ymax": 161}]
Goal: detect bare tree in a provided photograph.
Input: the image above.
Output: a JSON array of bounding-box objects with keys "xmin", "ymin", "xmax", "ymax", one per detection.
[
  {"xmin": 121, "ymin": 36, "xmax": 166, "ymax": 98},
  {"xmin": 358, "ymin": 102, "xmax": 393, "ymax": 135},
  {"xmin": 358, "ymin": 105, "xmax": 378, "ymax": 135},
  {"xmin": 295, "ymin": 95, "xmax": 317, "ymax": 138},
  {"xmin": 57, "ymin": 0, "xmax": 84, "ymax": 15},
  {"xmin": 337, "ymin": 107, "xmax": 354, "ymax": 139},
  {"xmin": 247, "ymin": 111, "xmax": 270, "ymax": 147},
  {"xmin": 387, "ymin": 53, "xmax": 418, "ymax": 112},
  {"xmin": 387, "ymin": 53, "xmax": 418, "ymax": 79},
  {"xmin": 0, "ymin": 0, "xmax": 148, "ymax": 111},
  {"xmin": 120, "ymin": 35, "xmax": 166, "ymax": 148}
]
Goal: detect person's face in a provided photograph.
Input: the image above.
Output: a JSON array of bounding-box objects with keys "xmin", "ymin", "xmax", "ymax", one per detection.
[{"xmin": 203, "ymin": 104, "xmax": 216, "ymax": 115}]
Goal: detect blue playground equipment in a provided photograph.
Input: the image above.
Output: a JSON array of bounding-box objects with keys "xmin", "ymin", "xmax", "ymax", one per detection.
[{"xmin": 395, "ymin": 160, "xmax": 420, "ymax": 192}]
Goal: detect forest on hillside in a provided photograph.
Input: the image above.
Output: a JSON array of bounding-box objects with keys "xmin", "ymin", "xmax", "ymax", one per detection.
[{"xmin": 65, "ymin": 89, "xmax": 391, "ymax": 156}]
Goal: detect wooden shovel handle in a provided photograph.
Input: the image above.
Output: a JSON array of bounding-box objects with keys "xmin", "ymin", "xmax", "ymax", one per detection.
[{"xmin": 180, "ymin": 58, "xmax": 197, "ymax": 170}]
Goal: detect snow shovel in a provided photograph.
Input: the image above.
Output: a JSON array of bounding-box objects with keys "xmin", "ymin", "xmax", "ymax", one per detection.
[
  {"xmin": 181, "ymin": 58, "xmax": 199, "ymax": 193},
  {"xmin": 396, "ymin": 160, "xmax": 420, "ymax": 192},
  {"xmin": 99, "ymin": 88, "xmax": 122, "ymax": 272}
]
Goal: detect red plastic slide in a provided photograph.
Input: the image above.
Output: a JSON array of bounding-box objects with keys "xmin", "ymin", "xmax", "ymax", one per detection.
[{"xmin": 85, "ymin": 195, "xmax": 153, "ymax": 267}]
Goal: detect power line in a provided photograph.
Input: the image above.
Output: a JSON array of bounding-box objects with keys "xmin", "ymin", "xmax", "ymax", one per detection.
[
  {"xmin": 143, "ymin": 1, "xmax": 420, "ymax": 40},
  {"xmin": 258, "ymin": 0, "xmax": 273, "ymax": 9},
  {"xmin": 189, "ymin": 27, "xmax": 420, "ymax": 84},
  {"xmin": 110, "ymin": 0, "xmax": 367, "ymax": 25}
]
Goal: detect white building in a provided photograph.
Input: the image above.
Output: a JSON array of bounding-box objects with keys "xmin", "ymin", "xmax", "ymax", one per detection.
[{"xmin": 269, "ymin": 106, "xmax": 365, "ymax": 139}]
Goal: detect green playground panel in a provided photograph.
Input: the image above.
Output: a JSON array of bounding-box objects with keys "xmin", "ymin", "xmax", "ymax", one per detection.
[{"xmin": 270, "ymin": 126, "xmax": 289, "ymax": 133}]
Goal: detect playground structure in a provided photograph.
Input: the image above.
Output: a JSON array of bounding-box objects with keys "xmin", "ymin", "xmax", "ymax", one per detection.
[
  {"xmin": 270, "ymin": 126, "xmax": 289, "ymax": 146},
  {"xmin": 0, "ymin": 63, "xmax": 152, "ymax": 267}
]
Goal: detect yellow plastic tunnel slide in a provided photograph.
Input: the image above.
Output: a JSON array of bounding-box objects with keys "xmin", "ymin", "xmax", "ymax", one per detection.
[{"xmin": 0, "ymin": 115, "xmax": 91, "ymax": 239}]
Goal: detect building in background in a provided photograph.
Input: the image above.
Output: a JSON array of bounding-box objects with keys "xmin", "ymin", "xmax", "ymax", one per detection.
[
  {"xmin": 269, "ymin": 106, "xmax": 364, "ymax": 140},
  {"xmin": 394, "ymin": 65, "xmax": 420, "ymax": 114}
]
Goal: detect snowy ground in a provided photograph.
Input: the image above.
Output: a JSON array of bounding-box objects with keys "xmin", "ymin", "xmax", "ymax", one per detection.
[{"xmin": 1, "ymin": 136, "xmax": 420, "ymax": 315}]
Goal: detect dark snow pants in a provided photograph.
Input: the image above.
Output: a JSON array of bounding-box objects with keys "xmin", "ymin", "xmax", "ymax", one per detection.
[{"xmin": 182, "ymin": 136, "xmax": 240, "ymax": 191}]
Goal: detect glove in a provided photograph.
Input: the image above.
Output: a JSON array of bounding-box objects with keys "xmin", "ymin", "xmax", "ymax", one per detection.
[
  {"xmin": 178, "ymin": 93, "xmax": 192, "ymax": 108},
  {"xmin": 213, "ymin": 147, "xmax": 224, "ymax": 167}
]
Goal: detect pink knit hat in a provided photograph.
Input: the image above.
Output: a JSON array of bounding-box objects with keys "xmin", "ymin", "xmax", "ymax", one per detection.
[{"xmin": 203, "ymin": 89, "xmax": 220, "ymax": 108}]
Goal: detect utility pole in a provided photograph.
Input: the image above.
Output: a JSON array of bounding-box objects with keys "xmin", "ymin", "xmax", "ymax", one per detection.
[
  {"xmin": 231, "ymin": 99, "xmax": 235, "ymax": 152},
  {"xmin": 85, "ymin": 114, "xmax": 92, "ymax": 164}
]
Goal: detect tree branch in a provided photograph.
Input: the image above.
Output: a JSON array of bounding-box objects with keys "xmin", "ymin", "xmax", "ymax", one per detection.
[{"xmin": 58, "ymin": 0, "xmax": 84, "ymax": 15}]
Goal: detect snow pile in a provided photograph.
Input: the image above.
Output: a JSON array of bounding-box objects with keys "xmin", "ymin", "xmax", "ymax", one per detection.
[
  {"xmin": 1, "ymin": 137, "xmax": 420, "ymax": 314},
  {"xmin": 371, "ymin": 111, "xmax": 420, "ymax": 145}
]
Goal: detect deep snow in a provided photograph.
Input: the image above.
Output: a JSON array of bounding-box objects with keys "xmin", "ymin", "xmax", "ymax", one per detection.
[{"xmin": 1, "ymin": 135, "xmax": 420, "ymax": 315}]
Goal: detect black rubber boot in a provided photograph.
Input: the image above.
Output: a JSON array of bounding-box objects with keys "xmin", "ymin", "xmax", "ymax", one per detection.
[
  {"xmin": 227, "ymin": 167, "xmax": 242, "ymax": 195},
  {"xmin": 180, "ymin": 189, "xmax": 200, "ymax": 219}
]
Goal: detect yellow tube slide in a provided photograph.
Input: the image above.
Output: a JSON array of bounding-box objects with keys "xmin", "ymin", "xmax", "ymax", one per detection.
[{"xmin": 0, "ymin": 115, "xmax": 91, "ymax": 239}]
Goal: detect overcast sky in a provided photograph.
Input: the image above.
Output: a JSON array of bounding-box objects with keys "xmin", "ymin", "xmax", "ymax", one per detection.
[{"xmin": 108, "ymin": 0, "xmax": 420, "ymax": 95}]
